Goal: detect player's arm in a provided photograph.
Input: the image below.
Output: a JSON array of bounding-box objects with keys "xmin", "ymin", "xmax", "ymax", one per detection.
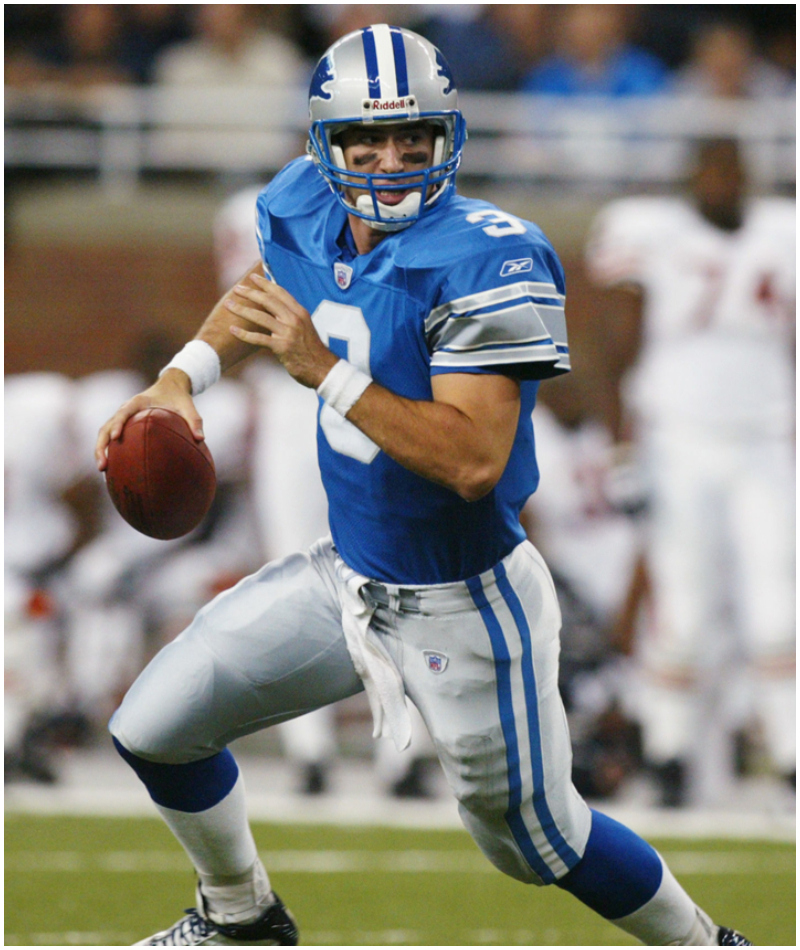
[
  {"xmin": 348, "ymin": 372, "xmax": 520, "ymax": 502},
  {"xmin": 95, "ymin": 260, "xmax": 264, "ymax": 470},
  {"xmin": 584, "ymin": 200, "xmax": 652, "ymax": 440},
  {"xmin": 591, "ymin": 282, "xmax": 644, "ymax": 442},
  {"xmin": 226, "ymin": 273, "xmax": 520, "ymax": 501}
]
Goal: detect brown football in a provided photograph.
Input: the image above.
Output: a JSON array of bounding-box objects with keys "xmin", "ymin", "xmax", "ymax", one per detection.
[{"xmin": 105, "ymin": 408, "xmax": 216, "ymax": 540}]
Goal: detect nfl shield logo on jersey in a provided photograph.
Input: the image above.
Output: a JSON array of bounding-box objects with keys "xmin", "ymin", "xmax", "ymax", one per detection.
[
  {"xmin": 334, "ymin": 262, "xmax": 353, "ymax": 290},
  {"xmin": 423, "ymin": 651, "xmax": 448, "ymax": 674}
]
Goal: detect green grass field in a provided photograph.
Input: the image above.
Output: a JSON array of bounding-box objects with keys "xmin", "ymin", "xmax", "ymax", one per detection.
[{"xmin": 5, "ymin": 814, "xmax": 795, "ymax": 946}]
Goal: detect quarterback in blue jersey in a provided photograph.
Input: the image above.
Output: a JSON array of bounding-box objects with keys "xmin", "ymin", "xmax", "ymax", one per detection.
[{"xmin": 97, "ymin": 25, "xmax": 751, "ymax": 948}]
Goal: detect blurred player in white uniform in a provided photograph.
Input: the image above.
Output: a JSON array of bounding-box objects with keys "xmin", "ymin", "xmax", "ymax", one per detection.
[
  {"xmin": 524, "ymin": 379, "xmax": 644, "ymax": 799},
  {"xmin": 586, "ymin": 138, "xmax": 795, "ymax": 804},
  {"xmin": 5, "ymin": 372, "xmax": 82, "ymax": 781},
  {"xmin": 214, "ymin": 187, "xmax": 437, "ymax": 797},
  {"xmin": 525, "ymin": 381, "xmax": 641, "ymax": 631}
]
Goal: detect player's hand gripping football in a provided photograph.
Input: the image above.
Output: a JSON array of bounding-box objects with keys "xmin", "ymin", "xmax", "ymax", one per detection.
[
  {"xmin": 226, "ymin": 273, "xmax": 338, "ymax": 388},
  {"xmin": 95, "ymin": 370, "xmax": 204, "ymax": 472}
]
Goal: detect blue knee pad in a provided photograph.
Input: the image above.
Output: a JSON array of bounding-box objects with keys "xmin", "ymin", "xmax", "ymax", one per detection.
[
  {"xmin": 556, "ymin": 809, "xmax": 663, "ymax": 919},
  {"xmin": 113, "ymin": 737, "xmax": 239, "ymax": 813}
]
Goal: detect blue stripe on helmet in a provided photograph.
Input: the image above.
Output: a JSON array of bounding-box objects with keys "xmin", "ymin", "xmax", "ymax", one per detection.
[
  {"xmin": 361, "ymin": 28, "xmax": 381, "ymax": 98},
  {"xmin": 389, "ymin": 26, "xmax": 409, "ymax": 97}
]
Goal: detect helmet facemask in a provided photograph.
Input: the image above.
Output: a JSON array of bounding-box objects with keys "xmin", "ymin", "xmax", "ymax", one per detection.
[{"xmin": 309, "ymin": 118, "xmax": 458, "ymax": 231}]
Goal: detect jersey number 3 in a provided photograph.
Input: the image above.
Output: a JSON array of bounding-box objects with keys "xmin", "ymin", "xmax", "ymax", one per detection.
[
  {"xmin": 312, "ymin": 301, "xmax": 380, "ymax": 464},
  {"xmin": 466, "ymin": 209, "xmax": 526, "ymax": 237}
]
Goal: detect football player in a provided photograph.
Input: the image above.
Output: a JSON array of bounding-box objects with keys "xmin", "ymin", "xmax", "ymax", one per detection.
[
  {"xmin": 586, "ymin": 138, "xmax": 796, "ymax": 806},
  {"xmin": 97, "ymin": 26, "xmax": 752, "ymax": 947}
]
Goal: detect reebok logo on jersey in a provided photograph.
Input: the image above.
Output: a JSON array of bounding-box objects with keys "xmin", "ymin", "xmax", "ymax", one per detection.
[
  {"xmin": 500, "ymin": 258, "xmax": 534, "ymax": 277},
  {"xmin": 423, "ymin": 651, "xmax": 448, "ymax": 674}
]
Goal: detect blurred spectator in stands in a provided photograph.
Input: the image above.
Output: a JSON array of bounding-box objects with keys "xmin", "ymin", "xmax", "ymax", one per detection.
[
  {"xmin": 119, "ymin": 5, "xmax": 192, "ymax": 84},
  {"xmin": 671, "ymin": 20, "xmax": 794, "ymax": 99},
  {"xmin": 419, "ymin": 5, "xmax": 546, "ymax": 91},
  {"xmin": 152, "ymin": 4, "xmax": 307, "ymax": 88},
  {"xmin": 4, "ymin": 6, "xmax": 62, "ymax": 62},
  {"xmin": 635, "ymin": 6, "xmax": 795, "ymax": 77},
  {"xmin": 5, "ymin": 4, "xmax": 133, "ymax": 89},
  {"xmin": 762, "ymin": 15, "xmax": 795, "ymax": 80},
  {"xmin": 521, "ymin": 4, "xmax": 667, "ymax": 97}
]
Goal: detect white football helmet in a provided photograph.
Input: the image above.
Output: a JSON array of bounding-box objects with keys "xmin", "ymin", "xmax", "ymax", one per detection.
[{"xmin": 308, "ymin": 24, "xmax": 467, "ymax": 231}]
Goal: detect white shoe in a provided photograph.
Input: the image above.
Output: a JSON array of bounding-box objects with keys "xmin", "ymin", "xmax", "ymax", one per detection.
[{"xmin": 134, "ymin": 891, "xmax": 298, "ymax": 946}]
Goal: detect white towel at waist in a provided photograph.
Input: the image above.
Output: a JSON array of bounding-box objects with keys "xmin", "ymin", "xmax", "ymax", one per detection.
[{"xmin": 335, "ymin": 557, "xmax": 412, "ymax": 753}]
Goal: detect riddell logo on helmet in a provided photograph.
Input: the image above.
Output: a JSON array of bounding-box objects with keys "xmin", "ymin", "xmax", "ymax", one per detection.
[{"xmin": 363, "ymin": 97, "xmax": 415, "ymax": 112}]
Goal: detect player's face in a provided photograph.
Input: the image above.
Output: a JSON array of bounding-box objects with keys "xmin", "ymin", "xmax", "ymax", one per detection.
[
  {"xmin": 337, "ymin": 122, "xmax": 436, "ymax": 207},
  {"xmin": 692, "ymin": 142, "xmax": 745, "ymax": 230}
]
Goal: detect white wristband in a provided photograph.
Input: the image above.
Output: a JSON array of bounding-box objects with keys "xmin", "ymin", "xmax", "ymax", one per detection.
[
  {"xmin": 159, "ymin": 340, "xmax": 221, "ymax": 396},
  {"xmin": 317, "ymin": 359, "xmax": 371, "ymax": 417}
]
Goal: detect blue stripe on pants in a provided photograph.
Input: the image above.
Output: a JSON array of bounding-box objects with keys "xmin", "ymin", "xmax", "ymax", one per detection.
[
  {"xmin": 494, "ymin": 563, "xmax": 581, "ymax": 870},
  {"xmin": 467, "ymin": 574, "xmax": 556, "ymax": 883}
]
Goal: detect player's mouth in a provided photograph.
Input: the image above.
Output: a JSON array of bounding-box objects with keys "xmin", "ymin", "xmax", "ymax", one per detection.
[{"xmin": 373, "ymin": 184, "xmax": 414, "ymax": 206}]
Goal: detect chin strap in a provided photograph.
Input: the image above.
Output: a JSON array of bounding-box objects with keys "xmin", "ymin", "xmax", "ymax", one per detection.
[{"xmin": 355, "ymin": 192, "xmax": 422, "ymax": 231}]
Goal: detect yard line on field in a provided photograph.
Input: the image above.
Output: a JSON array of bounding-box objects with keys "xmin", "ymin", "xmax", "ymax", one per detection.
[
  {"xmin": 660, "ymin": 850, "xmax": 797, "ymax": 874},
  {"xmin": 4, "ymin": 932, "xmax": 138, "ymax": 946},
  {"xmin": 6, "ymin": 849, "xmax": 491, "ymax": 874},
  {"xmin": 6, "ymin": 848, "xmax": 795, "ymax": 875},
  {"xmin": 303, "ymin": 929, "xmax": 423, "ymax": 945}
]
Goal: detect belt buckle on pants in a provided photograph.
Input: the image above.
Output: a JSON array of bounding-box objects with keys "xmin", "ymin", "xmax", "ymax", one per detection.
[{"xmin": 364, "ymin": 582, "xmax": 421, "ymax": 614}]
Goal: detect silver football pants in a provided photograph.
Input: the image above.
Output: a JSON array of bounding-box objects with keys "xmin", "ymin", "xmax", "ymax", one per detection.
[{"xmin": 110, "ymin": 537, "xmax": 591, "ymax": 884}]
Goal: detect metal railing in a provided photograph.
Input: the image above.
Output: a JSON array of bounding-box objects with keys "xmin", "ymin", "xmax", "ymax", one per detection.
[{"xmin": 5, "ymin": 84, "xmax": 796, "ymax": 193}]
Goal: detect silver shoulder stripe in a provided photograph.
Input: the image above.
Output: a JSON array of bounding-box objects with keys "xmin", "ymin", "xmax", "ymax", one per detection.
[{"xmin": 426, "ymin": 281, "xmax": 564, "ymax": 333}]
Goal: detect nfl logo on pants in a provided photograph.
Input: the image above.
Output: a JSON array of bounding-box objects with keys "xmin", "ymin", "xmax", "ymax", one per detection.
[{"xmin": 424, "ymin": 651, "xmax": 448, "ymax": 673}]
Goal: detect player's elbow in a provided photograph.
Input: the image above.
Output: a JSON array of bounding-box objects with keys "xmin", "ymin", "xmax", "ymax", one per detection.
[{"xmin": 452, "ymin": 461, "xmax": 503, "ymax": 503}]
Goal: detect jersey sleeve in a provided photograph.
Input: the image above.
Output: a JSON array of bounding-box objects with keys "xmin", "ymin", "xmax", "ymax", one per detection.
[
  {"xmin": 425, "ymin": 237, "xmax": 569, "ymax": 380},
  {"xmin": 255, "ymin": 158, "xmax": 316, "ymax": 281},
  {"xmin": 255, "ymin": 187, "xmax": 272, "ymax": 277}
]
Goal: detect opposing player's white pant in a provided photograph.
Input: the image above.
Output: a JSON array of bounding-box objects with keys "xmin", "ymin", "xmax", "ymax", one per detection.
[
  {"xmin": 638, "ymin": 425, "xmax": 796, "ymax": 774},
  {"xmin": 111, "ymin": 537, "xmax": 591, "ymax": 884}
]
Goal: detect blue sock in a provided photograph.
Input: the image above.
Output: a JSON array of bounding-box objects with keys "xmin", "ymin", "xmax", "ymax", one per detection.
[
  {"xmin": 113, "ymin": 737, "xmax": 239, "ymax": 813},
  {"xmin": 557, "ymin": 809, "xmax": 663, "ymax": 919}
]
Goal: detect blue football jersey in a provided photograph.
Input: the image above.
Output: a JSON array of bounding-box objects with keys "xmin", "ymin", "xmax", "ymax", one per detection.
[{"xmin": 256, "ymin": 157, "xmax": 570, "ymax": 584}]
